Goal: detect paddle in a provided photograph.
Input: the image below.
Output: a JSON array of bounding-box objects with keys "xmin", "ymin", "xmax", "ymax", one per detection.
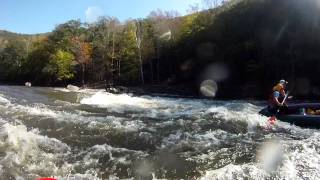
[{"xmin": 268, "ymin": 91, "xmax": 290, "ymax": 125}]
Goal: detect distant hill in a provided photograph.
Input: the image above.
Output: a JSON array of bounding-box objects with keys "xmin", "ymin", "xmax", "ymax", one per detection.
[{"xmin": 0, "ymin": 30, "xmax": 48, "ymax": 50}]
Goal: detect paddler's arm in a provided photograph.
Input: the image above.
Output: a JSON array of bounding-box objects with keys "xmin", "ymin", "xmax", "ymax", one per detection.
[
  {"xmin": 274, "ymin": 97, "xmax": 282, "ymax": 106},
  {"xmin": 280, "ymin": 89, "xmax": 286, "ymax": 96},
  {"xmin": 272, "ymin": 91, "xmax": 282, "ymax": 106}
]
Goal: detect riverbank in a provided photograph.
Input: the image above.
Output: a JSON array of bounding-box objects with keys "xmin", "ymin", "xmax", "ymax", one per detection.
[{"xmin": 2, "ymin": 80, "xmax": 319, "ymax": 101}]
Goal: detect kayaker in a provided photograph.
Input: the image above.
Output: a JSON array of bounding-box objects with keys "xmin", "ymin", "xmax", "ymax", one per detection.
[{"xmin": 268, "ymin": 79, "xmax": 289, "ymax": 114}]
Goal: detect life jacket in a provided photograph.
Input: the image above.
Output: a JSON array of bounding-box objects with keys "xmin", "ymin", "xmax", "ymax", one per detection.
[
  {"xmin": 268, "ymin": 93, "xmax": 279, "ymax": 107},
  {"xmin": 268, "ymin": 83, "xmax": 285, "ymax": 106}
]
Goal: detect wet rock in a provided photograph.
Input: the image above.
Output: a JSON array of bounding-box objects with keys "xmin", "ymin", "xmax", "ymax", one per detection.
[
  {"xmin": 67, "ymin": 84, "xmax": 80, "ymax": 91},
  {"xmin": 177, "ymin": 119, "xmax": 185, "ymax": 126},
  {"xmin": 25, "ymin": 82, "xmax": 32, "ymax": 87}
]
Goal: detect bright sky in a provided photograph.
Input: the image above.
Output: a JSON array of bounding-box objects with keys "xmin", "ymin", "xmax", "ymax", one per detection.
[{"xmin": 0, "ymin": 0, "xmax": 202, "ymax": 34}]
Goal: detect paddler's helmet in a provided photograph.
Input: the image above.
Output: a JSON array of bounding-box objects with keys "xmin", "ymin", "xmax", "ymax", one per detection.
[{"xmin": 279, "ymin": 79, "xmax": 288, "ymax": 85}]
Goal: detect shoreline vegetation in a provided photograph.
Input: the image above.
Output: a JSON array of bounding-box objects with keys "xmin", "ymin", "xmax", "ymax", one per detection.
[
  {"xmin": 0, "ymin": 83, "xmax": 314, "ymax": 103},
  {"xmin": 2, "ymin": 0, "xmax": 320, "ymax": 99}
]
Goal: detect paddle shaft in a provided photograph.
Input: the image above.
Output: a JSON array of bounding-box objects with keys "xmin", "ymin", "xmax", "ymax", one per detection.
[{"xmin": 276, "ymin": 91, "xmax": 290, "ymax": 113}]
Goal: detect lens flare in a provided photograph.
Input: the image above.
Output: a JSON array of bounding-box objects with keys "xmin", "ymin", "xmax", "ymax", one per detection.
[
  {"xmin": 257, "ymin": 140, "xmax": 284, "ymax": 172},
  {"xmin": 200, "ymin": 79, "xmax": 218, "ymax": 97},
  {"xmin": 202, "ymin": 63, "xmax": 229, "ymax": 82}
]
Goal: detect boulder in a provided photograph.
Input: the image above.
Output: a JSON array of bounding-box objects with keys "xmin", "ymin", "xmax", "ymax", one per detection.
[
  {"xmin": 67, "ymin": 84, "xmax": 80, "ymax": 91},
  {"xmin": 25, "ymin": 82, "xmax": 32, "ymax": 87}
]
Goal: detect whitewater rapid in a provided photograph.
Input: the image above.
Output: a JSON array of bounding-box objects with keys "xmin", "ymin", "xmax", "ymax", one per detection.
[{"xmin": 0, "ymin": 86, "xmax": 319, "ymax": 179}]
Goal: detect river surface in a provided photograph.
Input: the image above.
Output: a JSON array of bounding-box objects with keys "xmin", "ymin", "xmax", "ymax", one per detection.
[{"xmin": 0, "ymin": 86, "xmax": 319, "ymax": 179}]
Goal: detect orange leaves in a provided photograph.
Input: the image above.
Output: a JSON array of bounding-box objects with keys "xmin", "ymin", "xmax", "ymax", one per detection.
[
  {"xmin": 81, "ymin": 42, "xmax": 93, "ymax": 64},
  {"xmin": 70, "ymin": 36, "xmax": 92, "ymax": 65}
]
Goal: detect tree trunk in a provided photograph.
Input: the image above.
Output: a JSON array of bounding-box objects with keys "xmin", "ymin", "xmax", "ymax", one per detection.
[
  {"xmin": 118, "ymin": 59, "xmax": 121, "ymax": 77},
  {"xmin": 156, "ymin": 44, "xmax": 160, "ymax": 82},
  {"xmin": 149, "ymin": 60, "xmax": 154, "ymax": 83},
  {"xmin": 138, "ymin": 48, "xmax": 144, "ymax": 84},
  {"xmin": 82, "ymin": 64, "xmax": 85, "ymax": 87},
  {"xmin": 112, "ymin": 33, "xmax": 115, "ymax": 83},
  {"xmin": 135, "ymin": 21, "xmax": 144, "ymax": 85}
]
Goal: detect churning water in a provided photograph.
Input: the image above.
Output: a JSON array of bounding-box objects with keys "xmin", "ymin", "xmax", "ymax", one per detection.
[{"xmin": 0, "ymin": 86, "xmax": 319, "ymax": 179}]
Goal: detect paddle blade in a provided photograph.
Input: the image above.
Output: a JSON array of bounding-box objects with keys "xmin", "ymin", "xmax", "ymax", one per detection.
[{"xmin": 268, "ymin": 116, "xmax": 277, "ymax": 125}]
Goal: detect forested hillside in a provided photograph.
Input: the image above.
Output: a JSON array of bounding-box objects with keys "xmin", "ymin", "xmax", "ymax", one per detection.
[
  {"xmin": 1, "ymin": 0, "xmax": 320, "ymax": 98},
  {"xmin": 0, "ymin": 30, "xmax": 45, "ymax": 49}
]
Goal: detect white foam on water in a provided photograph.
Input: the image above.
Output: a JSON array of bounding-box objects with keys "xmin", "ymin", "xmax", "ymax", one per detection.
[
  {"xmin": 56, "ymin": 173, "xmax": 100, "ymax": 180},
  {"xmin": 205, "ymin": 102, "xmax": 267, "ymax": 131},
  {"xmin": 0, "ymin": 96, "xmax": 147, "ymax": 133},
  {"xmin": 160, "ymin": 129, "xmax": 230, "ymax": 153},
  {"xmin": 256, "ymin": 140, "xmax": 284, "ymax": 172},
  {"xmin": 0, "ymin": 101, "xmax": 59, "ymax": 120},
  {"xmin": 85, "ymin": 115, "xmax": 147, "ymax": 133},
  {"xmin": 80, "ymin": 92, "xmax": 162, "ymax": 113},
  {"xmin": 51, "ymin": 88, "xmax": 102, "ymax": 96},
  {"xmin": 70, "ymin": 144, "xmax": 148, "ymax": 178},
  {"xmin": 53, "ymin": 88, "xmax": 72, "ymax": 92},
  {"xmin": 27, "ymin": 105, "xmax": 58, "ymax": 117},
  {"xmin": 53, "ymin": 87, "xmax": 101, "ymax": 93},
  {"xmin": 276, "ymin": 132, "xmax": 320, "ymax": 179},
  {"xmin": 0, "ymin": 96, "xmax": 10, "ymax": 104},
  {"xmin": 0, "ymin": 123, "xmax": 72, "ymax": 178},
  {"xmin": 200, "ymin": 163, "xmax": 267, "ymax": 180},
  {"xmin": 200, "ymin": 131, "xmax": 320, "ymax": 179},
  {"xmin": 86, "ymin": 144, "xmax": 147, "ymax": 165},
  {"xmin": 121, "ymin": 120, "xmax": 146, "ymax": 132},
  {"xmin": 165, "ymin": 128, "xmax": 255, "ymax": 166},
  {"xmin": 0, "ymin": 122, "xmax": 117, "ymax": 179},
  {"xmin": 80, "ymin": 92, "xmax": 214, "ymax": 118}
]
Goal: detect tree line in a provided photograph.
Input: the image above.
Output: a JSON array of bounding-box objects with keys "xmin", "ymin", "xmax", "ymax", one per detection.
[
  {"xmin": 0, "ymin": 10, "xmax": 186, "ymax": 87},
  {"xmin": 1, "ymin": 0, "xmax": 320, "ymax": 98}
]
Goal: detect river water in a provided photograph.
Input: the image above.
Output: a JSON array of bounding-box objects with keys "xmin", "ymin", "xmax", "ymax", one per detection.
[{"xmin": 0, "ymin": 86, "xmax": 319, "ymax": 179}]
